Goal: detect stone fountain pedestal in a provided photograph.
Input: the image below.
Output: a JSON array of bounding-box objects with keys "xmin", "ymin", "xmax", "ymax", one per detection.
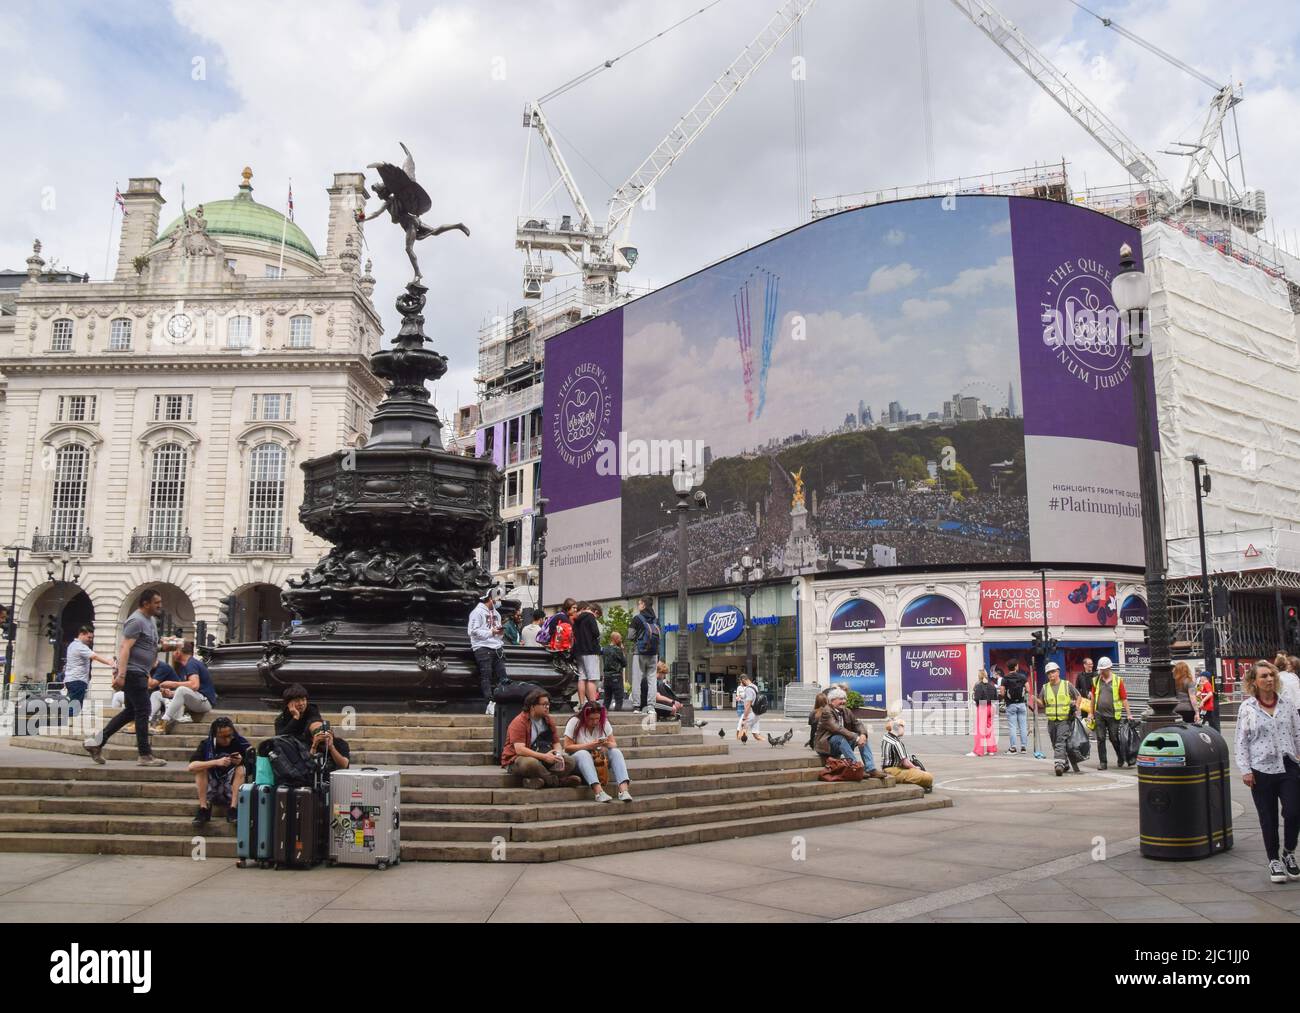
[{"xmin": 209, "ymin": 283, "xmax": 575, "ymax": 709}]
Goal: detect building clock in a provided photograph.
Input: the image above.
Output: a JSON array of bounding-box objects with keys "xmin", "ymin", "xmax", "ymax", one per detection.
[{"xmin": 166, "ymin": 313, "xmax": 193, "ymax": 343}]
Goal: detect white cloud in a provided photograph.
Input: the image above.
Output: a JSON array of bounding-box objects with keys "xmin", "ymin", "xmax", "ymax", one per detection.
[
  {"xmin": 933, "ymin": 256, "xmax": 1014, "ymax": 297},
  {"xmin": 865, "ymin": 262, "xmax": 921, "ymax": 296},
  {"xmin": 900, "ymin": 297, "xmax": 951, "ymax": 321},
  {"xmin": 883, "ymin": 228, "xmax": 906, "ymax": 246},
  {"xmin": 3, "ymin": 0, "xmax": 1299, "ymax": 393}
]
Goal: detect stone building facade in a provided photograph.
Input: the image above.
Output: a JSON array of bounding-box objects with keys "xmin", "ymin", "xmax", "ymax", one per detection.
[{"xmin": 0, "ymin": 168, "xmax": 386, "ymax": 690}]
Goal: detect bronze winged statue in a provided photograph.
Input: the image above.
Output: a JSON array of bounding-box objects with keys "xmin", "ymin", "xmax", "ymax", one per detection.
[{"xmin": 360, "ymin": 142, "xmax": 469, "ymax": 282}]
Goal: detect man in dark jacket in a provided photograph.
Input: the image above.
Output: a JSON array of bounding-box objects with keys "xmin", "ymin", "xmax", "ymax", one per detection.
[
  {"xmin": 629, "ymin": 597, "xmax": 660, "ymax": 712},
  {"xmin": 814, "ymin": 688, "xmax": 885, "ymax": 778},
  {"xmin": 274, "ymin": 683, "xmax": 323, "ymax": 743},
  {"xmin": 601, "ymin": 631, "xmax": 628, "ymax": 710}
]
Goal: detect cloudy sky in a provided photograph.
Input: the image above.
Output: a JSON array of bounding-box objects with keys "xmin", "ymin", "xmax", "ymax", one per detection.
[
  {"xmin": 621, "ymin": 196, "xmax": 1020, "ymax": 458},
  {"xmin": 3, "ymin": 0, "xmax": 1298, "ymax": 409}
]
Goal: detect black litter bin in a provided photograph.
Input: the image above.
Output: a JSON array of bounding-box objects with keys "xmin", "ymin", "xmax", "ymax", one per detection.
[
  {"xmin": 1138, "ymin": 723, "xmax": 1233, "ymax": 860},
  {"xmin": 491, "ymin": 680, "xmax": 545, "ymax": 763}
]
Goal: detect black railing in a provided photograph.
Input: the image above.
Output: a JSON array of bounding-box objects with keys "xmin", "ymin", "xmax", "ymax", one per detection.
[
  {"xmin": 231, "ymin": 532, "xmax": 293, "ymax": 555},
  {"xmin": 30, "ymin": 531, "xmax": 93, "ymax": 555},
  {"xmin": 130, "ymin": 533, "xmax": 191, "ymax": 555}
]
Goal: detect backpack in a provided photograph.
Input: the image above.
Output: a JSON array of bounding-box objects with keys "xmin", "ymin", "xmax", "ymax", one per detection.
[
  {"xmin": 535, "ymin": 613, "xmax": 564, "ymax": 648},
  {"xmin": 267, "ymin": 734, "xmax": 315, "ymax": 788},
  {"xmin": 636, "ymin": 616, "xmax": 661, "ymax": 656},
  {"xmin": 751, "ymin": 687, "xmax": 768, "ymax": 716},
  {"xmin": 546, "ymin": 618, "xmax": 573, "ymax": 653}
]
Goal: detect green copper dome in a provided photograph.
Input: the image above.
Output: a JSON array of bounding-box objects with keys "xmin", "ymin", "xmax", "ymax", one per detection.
[{"xmin": 153, "ymin": 168, "xmax": 319, "ymax": 261}]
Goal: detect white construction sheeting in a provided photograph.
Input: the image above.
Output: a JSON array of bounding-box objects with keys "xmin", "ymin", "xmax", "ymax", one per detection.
[
  {"xmin": 1167, "ymin": 526, "xmax": 1300, "ymax": 579},
  {"xmin": 1144, "ymin": 222, "xmax": 1300, "ymax": 579}
]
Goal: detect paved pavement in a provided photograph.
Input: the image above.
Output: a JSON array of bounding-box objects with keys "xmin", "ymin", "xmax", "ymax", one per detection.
[{"xmin": 0, "ymin": 715, "xmax": 1292, "ymax": 922}]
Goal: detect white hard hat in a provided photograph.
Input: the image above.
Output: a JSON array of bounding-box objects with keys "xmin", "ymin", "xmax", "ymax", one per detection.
[
  {"xmin": 1045, "ymin": 661, "xmax": 1061, "ymax": 674},
  {"xmin": 1097, "ymin": 656, "xmax": 1113, "ymax": 670}
]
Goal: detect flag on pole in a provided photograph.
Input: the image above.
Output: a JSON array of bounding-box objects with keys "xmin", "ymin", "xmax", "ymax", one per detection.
[
  {"xmin": 114, "ymin": 186, "xmax": 128, "ymax": 216},
  {"xmin": 277, "ymin": 178, "xmax": 292, "ymax": 278}
]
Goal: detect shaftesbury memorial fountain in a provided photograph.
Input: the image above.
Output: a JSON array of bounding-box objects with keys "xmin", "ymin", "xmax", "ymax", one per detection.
[{"xmin": 211, "ymin": 145, "xmax": 574, "ymax": 709}]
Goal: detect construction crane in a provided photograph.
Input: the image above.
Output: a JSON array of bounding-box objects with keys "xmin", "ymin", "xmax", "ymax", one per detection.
[
  {"xmin": 947, "ymin": 0, "xmax": 1175, "ymax": 214},
  {"xmin": 517, "ymin": 0, "xmax": 817, "ymax": 303},
  {"xmin": 1062, "ymin": 1, "xmax": 1251, "ymax": 212},
  {"xmin": 947, "ymin": 0, "xmax": 1265, "ymax": 229}
]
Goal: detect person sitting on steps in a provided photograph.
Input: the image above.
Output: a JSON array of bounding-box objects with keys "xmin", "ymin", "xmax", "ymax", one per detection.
[
  {"xmin": 652, "ymin": 660, "xmax": 684, "ymax": 721},
  {"xmin": 188, "ymin": 717, "xmax": 253, "ymax": 827},
  {"xmin": 814, "ymin": 687, "xmax": 886, "ymax": 779},
  {"xmin": 310, "ymin": 721, "xmax": 352, "ymax": 774},
  {"xmin": 563, "ymin": 701, "xmax": 633, "ymax": 803},
  {"xmin": 806, "ymin": 691, "xmax": 829, "ymax": 750},
  {"xmin": 501, "ymin": 688, "xmax": 581, "ymax": 789},
  {"xmin": 880, "ymin": 717, "xmax": 933, "ymax": 793},
  {"xmin": 151, "ymin": 640, "xmax": 217, "ymax": 735},
  {"xmin": 273, "ymin": 684, "xmax": 323, "ymax": 744}
]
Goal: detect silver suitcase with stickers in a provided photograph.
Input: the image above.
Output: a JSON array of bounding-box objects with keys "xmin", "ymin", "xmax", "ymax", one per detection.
[{"xmin": 328, "ymin": 768, "xmax": 401, "ymax": 869}]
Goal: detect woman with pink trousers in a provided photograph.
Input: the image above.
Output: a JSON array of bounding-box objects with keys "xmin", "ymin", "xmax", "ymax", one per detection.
[{"xmin": 970, "ymin": 669, "xmax": 1000, "ymax": 756}]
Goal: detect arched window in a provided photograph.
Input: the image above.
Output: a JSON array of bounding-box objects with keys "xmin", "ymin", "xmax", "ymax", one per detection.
[
  {"xmin": 147, "ymin": 443, "xmax": 187, "ymax": 548},
  {"xmin": 289, "ymin": 315, "xmax": 312, "ymax": 348},
  {"xmin": 247, "ymin": 443, "xmax": 286, "ymax": 551},
  {"xmin": 226, "ymin": 315, "xmax": 252, "ymax": 349},
  {"xmin": 109, "ymin": 318, "xmax": 132, "ymax": 351},
  {"xmin": 50, "ymin": 444, "xmax": 89, "ymax": 548},
  {"xmin": 51, "ymin": 319, "xmax": 73, "ymax": 352}
]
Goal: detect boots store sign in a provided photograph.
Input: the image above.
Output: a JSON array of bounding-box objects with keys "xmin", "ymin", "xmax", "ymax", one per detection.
[{"xmin": 702, "ymin": 605, "xmax": 745, "ymax": 644}]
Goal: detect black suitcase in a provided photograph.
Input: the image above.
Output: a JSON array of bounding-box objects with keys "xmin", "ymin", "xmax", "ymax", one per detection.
[
  {"xmin": 492, "ymin": 680, "xmax": 545, "ymax": 763},
  {"xmin": 273, "ymin": 774, "xmax": 328, "ymax": 869}
]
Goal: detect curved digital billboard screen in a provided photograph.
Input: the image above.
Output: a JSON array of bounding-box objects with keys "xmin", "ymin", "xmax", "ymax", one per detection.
[{"xmin": 541, "ymin": 196, "xmax": 1152, "ymax": 604}]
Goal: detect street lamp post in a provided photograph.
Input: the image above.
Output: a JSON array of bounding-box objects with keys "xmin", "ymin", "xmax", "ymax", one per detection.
[
  {"xmin": 726, "ymin": 554, "xmax": 764, "ymax": 688},
  {"xmin": 3, "ymin": 545, "xmax": 29, "ymax": 702},
  {"xmin": 1112, "ymin": 243, "xmax": 1179, "ymax": 732},
  {"xmin": 1185, "ymin": 454, "xmax": 1220, "ymax": 730},
  {"xmin": 533, "ymin": 495, "xmax": 549, "ymax": 610},
  {"xmin": 671, "ymin": 461, "xmax": 708, "ymax": 698},
  {"xmin": 44, "ymin": 551, "xmax": 83, "ymax": 680}
]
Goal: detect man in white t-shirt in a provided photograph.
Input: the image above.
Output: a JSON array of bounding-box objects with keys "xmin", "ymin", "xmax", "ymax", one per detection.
[
  {"xmin": 62, "ymin": 625, "xmax": 116, "ymax": 716},
  {"xmin": 519, "ymin": 609, "xmax": 545, "ymax": 648}
]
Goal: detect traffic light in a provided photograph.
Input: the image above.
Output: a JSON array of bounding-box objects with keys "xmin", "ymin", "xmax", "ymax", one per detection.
[
  {"xmin": 2, "ymin": 619, "xmax": 15, "ymax": 642},
  {"xmin": 1287, "ymin": 606, "xmax": 1299, "ymax": 651},
  {"xmin": 1212, "ymin": 583, "xmax": 1230, "ymax": 618},
  {"xmin": 1030, "ymin": 630, "xmax": 1044, "ymax": 656},
  {"xmin": 218, "ymin": 596, "xmax": 237, "ymax": 638},
  {"xmin": 44, "ymin": 615, "xmax": 57, "ymax": 643},
  {"xmin": 195, "ymin": 619, "xmax": 207, "ymax": 646},
  {"xmin": 1046, "ymin": 637, "xmax": 1060, "ymax": 655}
]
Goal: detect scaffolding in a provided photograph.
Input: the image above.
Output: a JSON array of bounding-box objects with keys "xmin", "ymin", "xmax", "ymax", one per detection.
[{"xmin": 810, "ymin": 162, "xmax": 1071, "ymax": 219}]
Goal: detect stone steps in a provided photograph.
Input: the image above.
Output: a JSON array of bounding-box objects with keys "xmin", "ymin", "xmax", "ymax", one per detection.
[
  {"xmin": 398, "ymin": 797, "xmax": 949, "ymax": 863},
  {"xmin": 400, "ymin": 783, "xmax": 913, "ymax": 843},
  {"xmin": 0, "ymin": 797, "xmax": 949, "ymax": 863},
  {"xmin": 0, "ymin": 773, "xmax": 877, "ymax": 824},
  {"xmin": 6, "ymin": 736, "xmax": 729, "ymax": 767},
  {"xmin": 0, "ymin": 713, "xmax": 948, "ymax": 864},
  {"xmin": 97, "ymin": 709, "xmax": 667, "ymax": 729}
]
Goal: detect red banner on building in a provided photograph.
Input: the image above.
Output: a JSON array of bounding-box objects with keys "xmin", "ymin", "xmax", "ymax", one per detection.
[{"xmin": 980, "ymin": 579, "xmax": 1119, "ymax": 628}]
